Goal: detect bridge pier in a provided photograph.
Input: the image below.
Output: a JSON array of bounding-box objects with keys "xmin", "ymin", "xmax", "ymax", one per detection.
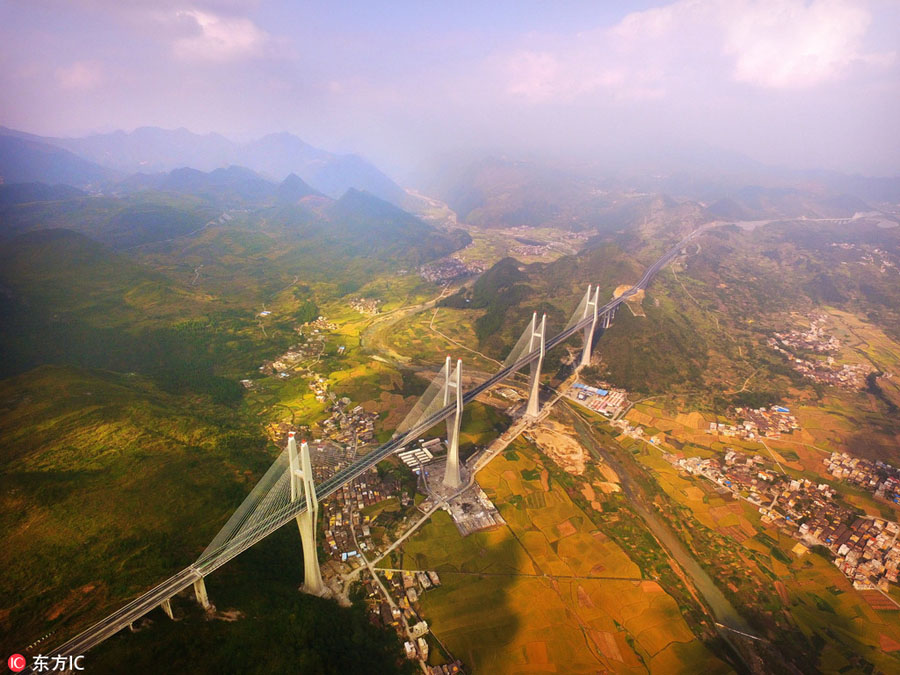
[
  {"xmin": 579, "ymin": 285, "xmax": 600, "ymax": 369},
  {"xmin": 288, "ymin": 432, "xmax": 325, "ymax": 596},
  {"xmin": 442, "ymin": 357, "xmax": 463, "ymax": 489},
  {"xmin": 193, "ymin": 577, "xmax": 210, "ymax": 610},
  {"xmin": 525, "ymin": 313, "xmax": 546, "ymax": 418},
  {"xmin": 159, "ymin": 598, "xmax": 174, "ymax": 620}
]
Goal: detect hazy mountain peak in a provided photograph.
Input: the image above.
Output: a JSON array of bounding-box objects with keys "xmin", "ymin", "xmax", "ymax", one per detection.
[
  {"xmin": 277, "ymin": 173, "xmax": 320, "ymax": 202},
  {"xmin": 1, "ymin": 126, "xmax": 408, "ymax": 206}
]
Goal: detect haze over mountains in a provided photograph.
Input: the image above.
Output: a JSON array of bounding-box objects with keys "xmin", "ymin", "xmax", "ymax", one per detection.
[
  {"xmin": 422, "ymin": 155, "xmax": 900, "ymax": 232},
  {"xmin": 0, "ymin": 126, "xmax": 408, "ymax": 206}
]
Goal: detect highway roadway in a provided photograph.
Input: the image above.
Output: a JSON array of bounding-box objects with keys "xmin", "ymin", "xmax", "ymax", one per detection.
[{"xmin": 37, "ymin": 228, "xmax": 700, "ymax": 665}]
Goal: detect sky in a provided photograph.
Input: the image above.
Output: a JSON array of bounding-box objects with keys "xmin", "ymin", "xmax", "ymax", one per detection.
[{"xmin": 1, "ymin": 0, "xmax": 899, "ymax": 178}]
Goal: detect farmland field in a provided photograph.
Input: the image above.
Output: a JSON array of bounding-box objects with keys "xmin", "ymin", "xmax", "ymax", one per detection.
[{"xmin": 400, "ymin": 437, "xmax": 729, "ymax": 674}]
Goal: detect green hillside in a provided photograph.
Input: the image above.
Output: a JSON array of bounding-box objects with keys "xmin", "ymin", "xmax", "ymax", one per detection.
[
  {"xmin": 439, "ymin": 220, "xmax": 900, "ymax": 405},
  {"xmin": 0, "ymin": 366, "xmax": 270, "ymax": 654},
  {"xmin": 0, "ymin": 191, "xmax": 216, "ymax": 247},
  {"xmin": 0, "ymin": 229, "xmax": 269, "ymax": 403}
]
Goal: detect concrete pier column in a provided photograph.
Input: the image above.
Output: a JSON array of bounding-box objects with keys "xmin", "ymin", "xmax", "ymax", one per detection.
[
  {"xmin": 160, "ymin": 598, "xmax": 174, "ymax": 620},
  {"xmin": 442, "ymin": 358, "xmax": 463, "ymax": 489},
  {"xmin": 288, "ymin": 432, "xmax": 325, "ymax": 596},
  {"xmin": 526, "ymin": 313, "xmax": 546, "ymax": 418},
  {"xmin": 193, "ymin": 577, "xmax": 210, "ymax": 610},
  {"xmin": 579, "ymin": 285, "xmax": 600, "ymax": 369}
]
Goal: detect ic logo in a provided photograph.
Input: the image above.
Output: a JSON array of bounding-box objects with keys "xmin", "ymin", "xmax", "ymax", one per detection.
[{"xmin": 8, "ymin": 654, "xmax": 27, "ymax": 672}]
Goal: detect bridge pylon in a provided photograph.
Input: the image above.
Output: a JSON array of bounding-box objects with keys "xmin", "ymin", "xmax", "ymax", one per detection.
[
  {"xmin": 193, "ymin": 577, "xmax": 210, "ymax": 610},
  {"xmin": 579, "ymin": 285, "xmax": 600, "ymax": 369},
  {"xmin": 526, "ymin": 313, "xmax": 546, "ymax": 418},
  {"xmin": 442, "ymin": 356, "xmax": 464, "ymax": 489},
  {"xmin": 288, "ymin": 432, "xmax": 325, "ymax": 596}
]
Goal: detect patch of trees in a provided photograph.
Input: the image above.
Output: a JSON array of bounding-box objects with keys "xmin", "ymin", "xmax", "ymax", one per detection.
[
  {"xmin": 295, "ymin": 299, "xmax": 319, "ymax": 323},
  {"xmin": 718, "ymin": 390, "xmax": 784, "ymax": 410}
]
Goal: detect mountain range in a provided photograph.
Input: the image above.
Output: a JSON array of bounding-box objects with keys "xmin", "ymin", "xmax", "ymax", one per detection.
[
  {"xmin": 423, "ymin": 153, "xmax": 900, "ymax": 230},
  {"xmin": 0, "ymin": 126, "xmax": 408, "ymax": 206}
]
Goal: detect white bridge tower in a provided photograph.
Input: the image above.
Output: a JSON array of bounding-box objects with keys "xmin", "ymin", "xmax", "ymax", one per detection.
[
  {"xmin": 525, "ymin": 313, "xmax": 546, "ymax": 418},
  {"xmin": 579, "ymin": 285, "xmax": 600, "ymax": 369},
  {"xmin": 442, "ymin": 357, "xmax": 464, "ymax": 489},
  {"xmin": 288, "ymin": 432, "xmax": 325, "ymax": 595}
]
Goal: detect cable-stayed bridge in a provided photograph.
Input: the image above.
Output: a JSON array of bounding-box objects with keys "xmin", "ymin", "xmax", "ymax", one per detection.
[{"xmin": 39, "ymin": 229, "xmax": 700, "ymax": 663}]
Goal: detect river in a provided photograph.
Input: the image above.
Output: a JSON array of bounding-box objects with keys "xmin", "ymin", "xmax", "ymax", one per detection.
[{"xmin": 569, "ymin": 408, "xmax": 752, "ymax": 634}]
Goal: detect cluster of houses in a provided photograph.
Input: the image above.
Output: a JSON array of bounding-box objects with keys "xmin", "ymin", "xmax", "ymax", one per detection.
[
  {"xmin": 320, "ymin": 466, "xmax": 403, "ymax": 562},
  {"xmin": 349, "ymin": 297, "xmax": 381, "ymax": 316},
  {"xmin": 772, "ymin": 313, "xmax": 841, "ymax": 353},
  {"xmin": 318, "ymin": 397, "xmax": 379, "ymax": 446},
  {"xmin": 302, "ymin": 440, "xmax": 467, "ymax": 667},
  {"xmin": 767, "ymin": 315, "xmax": 872, "ymax": 390},
  {"xmin": 825, "ymin": 452, "xmax": 900, "ymax": 505},
  {"xmin": 261, "ymin": 347, "xmax": 323, "ymax": 381},
  {"xmin": 330, "ymin": 470, "xmax": 468, "ymax": 672},
  {"xmin": 665, "ymin": 449, "xmax": 900, "ymax": 591},
  {"xmin": 358, "ymin": 568, "xmax": 464, "ymax": 672},
  {"xmin": 257, "ymin": 315, "xmax": 338, "ymax": 383},
  {"xmin": 382, "ymin": 572, "xmax": 441, "ymax": 665},
  {"xmin": 831, "ymin": 242, "xmax": 898, "ymax": 274},
  {"xmin": 303, "ymin": 316, "xmax": 338, "ymax": 332},
  {"xmin": 828, "ymin": 517, "xmax": 900, "ymax": 590},
  {"xmin": 708, "ymin": 406, "xmax": 800, "ymax": 440},
  {"xmin": 419, "ymin": 257, "xmax": 484, "ymax": 283},
  {"xmin": 511, "ymin": 242, "xmax": 549, "ymax": 257}
]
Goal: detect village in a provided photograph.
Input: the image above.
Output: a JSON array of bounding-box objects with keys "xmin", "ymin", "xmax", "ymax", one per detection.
[
  {"xmin": 349, "ymin": 297, "xmax": 382, "ymax": 316},
  {"xmin": 825, "ymin": 452, "xmax": 900, "ymax": 506},
  {"xmin": 271, "ymin": 425, "xmax": 466, "ymax": 671},
  {"xmin": 708, "ymin": 405, "xmax": 801, "ymax": 440},
  {"xmin": 277, "ymin": 421, "xmax": 487, "ymax": 672},
  {"xmin": 418, "ymin": 257, "xmax": 485, "ymax": 284},
  {"xmin": 363, "ymin": 566, "xmax": 466, "ymax": 675},
  {"xmin": 248, "ymin": 316, "xmax": 346, "ymax": 400},
  {"xmin": 830, "ymin": 242, "xmax": 899, "ymax": 274},
  {"xmin": 319, "ymin": 464, "xmax": 406, "ymax": 563},
  {"xmin": 313, "ymin": 457, "xmax": 466, "ymax": 672},
  {"xmin": 768, "ymin": 314, "xmax": 873, "ymax": 390},
  {"xmin": 665, "ymin": 450, "xmax": 900, "ymax": 593}
]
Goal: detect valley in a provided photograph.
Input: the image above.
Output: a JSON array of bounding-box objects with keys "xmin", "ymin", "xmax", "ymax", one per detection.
[{"xmin": 1, "ymin": 127, "xmax": 900, "ymax": 675}]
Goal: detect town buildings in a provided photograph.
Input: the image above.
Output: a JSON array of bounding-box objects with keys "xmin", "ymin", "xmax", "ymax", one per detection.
[{"xmin": 665, "ymin": 449, "xmax": 900, "ymax": 591}]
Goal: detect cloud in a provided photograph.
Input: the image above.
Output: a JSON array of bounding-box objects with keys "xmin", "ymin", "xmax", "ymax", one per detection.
[
  {"xmin": 502, "ymin": 0, "xmax": 892, "ymax": 103},
  {"xmin": 505, "ymin": 51, "xmax": 563, "ymax": 101},
  {"xmin": 55, "ymin": 60, "xmax": 104, "ymax": 90},
  {"xmin": 23, "ymin": 1, "xmax": 284, "ymax": 64},
  {"xmin": 27, "ymin": 0, "xmax": 262, "ymax": 12},
  {"xmin": 715, "ymin": 0, "xmax": 874, "ymax": 88},
  {"xmin": 170, "ymin": 9, "xmax": 273, "ymax": 62}
]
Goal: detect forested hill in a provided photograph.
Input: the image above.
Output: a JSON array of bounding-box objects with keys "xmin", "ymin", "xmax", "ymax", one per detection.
[
  {"xmin": 440, "ymin": 220, "xmax": 900, "ymax": 405},
  {"xmin": 440, "ymin": 243, "xmax": 645, "ymax": 360}
]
